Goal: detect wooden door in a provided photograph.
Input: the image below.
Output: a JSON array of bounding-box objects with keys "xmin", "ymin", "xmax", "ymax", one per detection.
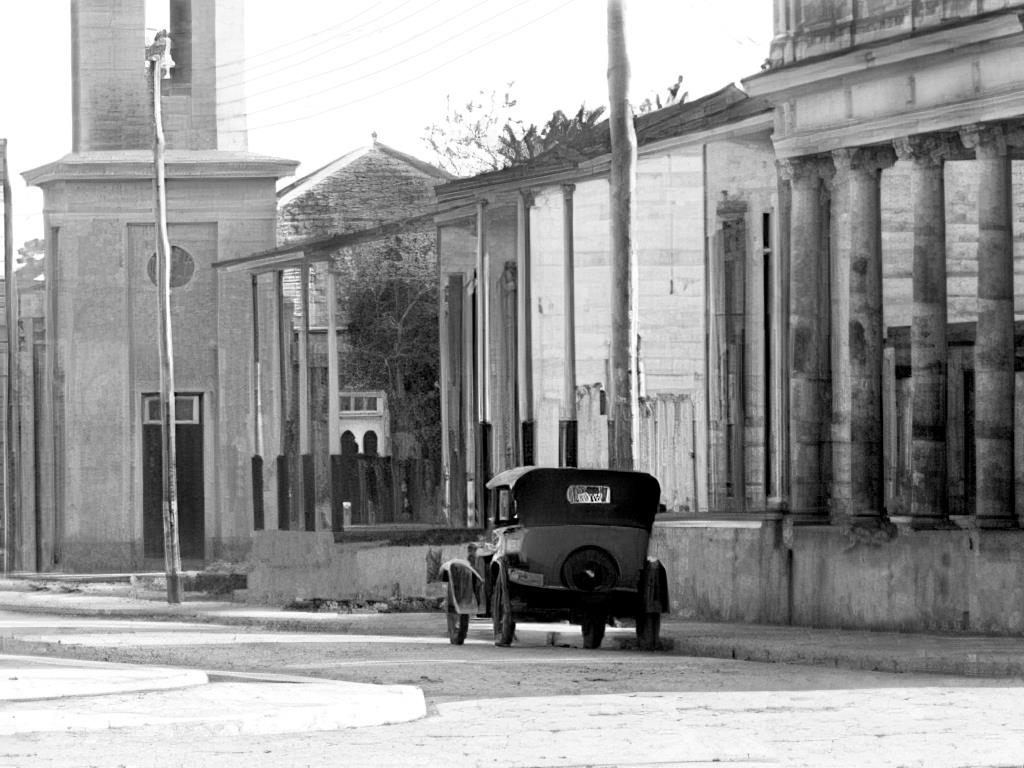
[{"xmin": 143, "ymin": 394, "xmax": 204, "ymax": 560}]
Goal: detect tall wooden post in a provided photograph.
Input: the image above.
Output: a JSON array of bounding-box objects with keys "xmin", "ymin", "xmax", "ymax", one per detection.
[
  {"xmin": 326, "ymin": 264, "xmax": 344, "ymax": 532},
  {"xmin": 475, "ymin": 202, "xmax": 490, "ymax": 524},
  {"xmin": 516, "ymin": 192, "xmax": 535, "ymax": 465},
  {"xmin": 147, "ymin": 33, "xmax": 183, "ymax": 603},
  {"xmin": 251, "ymin": 274, "xmax": 265, "ymax": 530},
  {"xmin": 298, "ymin": 262, "xmax": 314, "ymax": 531},
  {"xmin": 560, "ymin": 184, "xmax": 578, "ymax": 467},
  {"xmin": 608, "ymin": 0, "xmax": 639, "ymax": 470}
]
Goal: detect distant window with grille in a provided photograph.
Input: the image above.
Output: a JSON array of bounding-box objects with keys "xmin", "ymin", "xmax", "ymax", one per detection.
[{"xmin": 339, "ymin": 391, "xmax": 385, "ymax": 414}]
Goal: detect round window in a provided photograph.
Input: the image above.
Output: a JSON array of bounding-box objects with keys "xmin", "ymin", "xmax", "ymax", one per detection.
[{"xmin": 147, "ymin": 246, "xmax": 195, "ymax": 288}]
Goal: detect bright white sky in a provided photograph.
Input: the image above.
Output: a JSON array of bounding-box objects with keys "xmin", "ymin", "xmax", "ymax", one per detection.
[{"xmin": 1, "ymin": 0, "xmax": 772, "ymax": 250}]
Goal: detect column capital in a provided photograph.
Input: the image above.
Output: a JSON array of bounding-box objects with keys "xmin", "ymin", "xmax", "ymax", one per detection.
[
  {"xmin": 893, "ymin": 133, "xmax": 966, "ymax": 166},
  {"xmin": 959, "ymin": 123, "xmax": 1008, "ymax": 159},
  {"xmin": 561, "ymin": 183, "xmax": 576, "ymax": 198},
  {"xmin": 832, "ymin": 146, "xmax": 896, "ymax": 178},
  {"xmin": 518, "ymin": 188, "xmax": 536, "ymax": 208},
  {"xmin": 778, "ymin": 155, "xmax": 832, "ymax": 184}
]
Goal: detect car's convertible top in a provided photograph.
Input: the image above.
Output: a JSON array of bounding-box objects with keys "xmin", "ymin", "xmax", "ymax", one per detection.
[{"xmin": 486, "ymin": 466, "xmax": 661, "ymax": 531}]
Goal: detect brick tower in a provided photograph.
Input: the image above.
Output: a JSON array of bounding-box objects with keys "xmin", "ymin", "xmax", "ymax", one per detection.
[{"xmin": 22, "ymin": 0, "xmax": 296, "ymax": 571}]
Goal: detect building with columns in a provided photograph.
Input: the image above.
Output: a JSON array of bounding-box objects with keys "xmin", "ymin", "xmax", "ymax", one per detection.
[
  {"xmin": 14, "ymin": 0, "xmax": 296, "ymax": 572},
  {"xmin": 435, "ymin": 2, "xmax": 1024, "ymax": 634}
]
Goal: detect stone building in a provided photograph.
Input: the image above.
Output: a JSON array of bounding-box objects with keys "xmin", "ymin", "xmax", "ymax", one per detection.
[
  {"xmin": 433, "ymin": 3, "xmax": 1024, "ymax": 635},
  {"xmin": 248, "ymin": 140, "xmax": 451, "ymax": 531},
  {"xmin": 17, "ymin": 0, "xmax": 296, "ymax": 571},
  {"xmin": 433, "ymin": 85, "xmax": 777, "ymax": 525},
  {"xmin": 717, "ymin": 0, "xmax": 1024, "ymax": 633}
]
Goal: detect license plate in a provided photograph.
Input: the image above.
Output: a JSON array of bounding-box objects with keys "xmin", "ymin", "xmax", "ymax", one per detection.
[
  {"xmin": 566, "ymin": 484, "xmax": 612, "ymax": 504},
  {"xmin": 509, "ymin": 568, "xmax": 544, "ymax": 587}
]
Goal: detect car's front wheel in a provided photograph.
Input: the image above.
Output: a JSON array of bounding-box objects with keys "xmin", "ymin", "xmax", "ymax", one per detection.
[
  {"xmin": 636, "ymin": 611, "xmax": 661, "ymax": 651},
  {"xmin": 581, "ymin": 612, "xmax": 606, "ymax": 649},
  {"xmin": 491, "ymin": 564, "xmax": 515, "ymax": 646},
  {"xmin": 446, "ymin": 581, "xmax": 469, "ymax": 645}
]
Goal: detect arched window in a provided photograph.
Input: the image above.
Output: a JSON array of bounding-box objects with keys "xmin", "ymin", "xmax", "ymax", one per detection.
[
  {"xmin": 363, "ymin": 430, "xmax": 378, "ymax": 456},
  {"xmin": 340, "ymin": 430, "xmax": 358, "ymax": 456}
]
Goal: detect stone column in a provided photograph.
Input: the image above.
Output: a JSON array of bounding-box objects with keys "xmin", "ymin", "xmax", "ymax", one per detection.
[
  {"xmin": 894, "ymin": 135, "xmax": 958, "ymax": 526},
  {"xmin": 780, "ymin": 156, "xmax": 831, "ymax": 518},
  {"xmin": 831, "ymin": 146, "xmax": 896, "ymax": 522},
  {"xmin": 961, "ymin": 124, "xmax": 1017, "ymax": 527}
]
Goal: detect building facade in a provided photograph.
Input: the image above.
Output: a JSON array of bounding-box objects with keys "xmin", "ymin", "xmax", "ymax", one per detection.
[
  {"xmin": 434, "ymin": 86, "xmax": 777, "ymax": 526},
  {"xmin": 435, "ymin": 3, "xmax": 1024, "ymax": 635},
  {"xmin": 19, "ymin": 0, "xmax": 295, "ymax": 571}
]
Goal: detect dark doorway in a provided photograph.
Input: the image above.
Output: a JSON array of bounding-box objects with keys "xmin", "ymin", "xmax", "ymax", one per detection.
[{"xmin": 143, "ymin": 394, "xmax": 205, "ymax": 560}]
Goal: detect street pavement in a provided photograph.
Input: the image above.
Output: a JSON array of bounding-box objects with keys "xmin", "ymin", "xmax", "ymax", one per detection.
[{"xmin": 2, "ymin": 574, "xmax": 1024, "ymax": 738}]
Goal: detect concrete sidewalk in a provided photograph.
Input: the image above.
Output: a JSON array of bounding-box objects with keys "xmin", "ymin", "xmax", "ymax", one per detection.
[
  {"xmin": 3, "ymin": 576, "xmax": 1024, "ymax": 678},
  {"xmin": 0, "ymin": 654, "xmax": 427, "ymax": 736}
]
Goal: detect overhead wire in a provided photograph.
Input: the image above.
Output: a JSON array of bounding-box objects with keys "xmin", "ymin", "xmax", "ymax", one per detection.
[
  {"xmin": 243, "ymin": 0, "xmax": 546, "ymax": 118},
  {"xmin": 248, "ymin": 0, "xmax": 581, "ymax": 131},
  {"xmin": 225, "ymin": 0, "xmax": 489, "ymax": 105},
  {"xmin": 204, "ymin": 0, "xmax": 418, "ymax": 81},
  {"xmin": 222, "ymin": 0, "xmax": 430, "ymax": 83}
]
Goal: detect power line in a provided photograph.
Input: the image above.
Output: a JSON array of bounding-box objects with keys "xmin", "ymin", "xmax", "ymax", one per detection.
[
  {"xmin": 243, "ymin": 0, "xmax": 545, "ymax": 119},
  {"xmin": 225, "ymin": 0, "xmax": 490, "ymax": 105},
  {"xmin": 206, "ymin": 0, "xmax": 416, "ymax": 79},
  {"xmin": 249, "ymin": 0, "xmax": 580, "ymax": 131}
]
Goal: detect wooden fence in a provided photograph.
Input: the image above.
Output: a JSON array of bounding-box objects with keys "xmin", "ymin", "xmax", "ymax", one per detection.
[{"xmin": 576, "ymin": 383, "xmax": 698, "ymax": 513}]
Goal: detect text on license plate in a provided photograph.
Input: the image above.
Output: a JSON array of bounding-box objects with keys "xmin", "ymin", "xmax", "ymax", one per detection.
[{"xmin": 566, "ymin": 484, "xmax": 612, "ymax": 504}]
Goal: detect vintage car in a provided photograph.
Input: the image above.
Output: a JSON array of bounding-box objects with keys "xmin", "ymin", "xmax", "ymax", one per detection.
[{"xmin": 440, "ymin": 466, "xmax": 669, "ymax": 650}]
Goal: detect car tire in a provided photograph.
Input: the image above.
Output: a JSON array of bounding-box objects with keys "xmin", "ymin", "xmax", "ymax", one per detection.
[
  {"xmin": 446, "ymin": 582, "xmax": 469, "ymax": 645},
  {"xmin": 636, "ymin": 611, "xmax": 661, "ymax": 651},
  {"xmin": 581, "ymin": 612, "xmax": 606, "ymax": 649},
  {"xmin": 492, "ymin": 565, "xmax": 515, "ymax": 647}
]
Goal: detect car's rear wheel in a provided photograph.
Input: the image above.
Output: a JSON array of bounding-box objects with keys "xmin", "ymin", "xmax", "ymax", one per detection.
[
  {"xmin": 581, "ymin": 612, "xmax": 606, "ymax": 649},
  {"xmin": 491, "ymin": 566, "xmax": 515, "ymax": 646},
  {"xmin": 446, "ymin": 582, "xmax": 469, "ymax": 645},
  {"xmin": 636, "ymin": 611, "xmax": 661, "ymax": 651}
]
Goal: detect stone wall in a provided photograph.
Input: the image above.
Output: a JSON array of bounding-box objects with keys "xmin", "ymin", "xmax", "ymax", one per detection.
[
  {"xmin": 528, "ymin": 149, "xmax": 708, "ymax": 470},
  {"xmin": 653, "ymin": 521, "xmax": 1024, "ymax": 635},
  {"xmin": 246, "ymin": 530, "xmax": 468, "ymax": 603}
]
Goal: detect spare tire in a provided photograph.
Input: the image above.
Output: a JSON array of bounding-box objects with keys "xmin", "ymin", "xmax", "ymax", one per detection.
[{"xmin": 560, "ymin": 547, "xmax": 619, "ymax": 592}]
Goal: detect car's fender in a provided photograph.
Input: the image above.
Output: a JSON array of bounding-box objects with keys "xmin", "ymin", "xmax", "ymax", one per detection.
[{"xmin": 440, "ymin": 558, "xmax": 484, "ymax": 615}]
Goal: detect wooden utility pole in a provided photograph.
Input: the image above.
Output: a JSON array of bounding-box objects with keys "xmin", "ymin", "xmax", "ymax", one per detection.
[
  {"xmin": 607, "ymin": 0, "xmax": 639, "ymax": 470},
  {"xmin": 147, "ymin": 32, "xmax": 183, "ymax": 604},
  {"xmin": 1, "ymin": 139, "xmax": 15, "ymax": 574}
]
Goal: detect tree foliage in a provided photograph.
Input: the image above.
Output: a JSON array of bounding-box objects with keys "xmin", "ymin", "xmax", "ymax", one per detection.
[
  {"xmin": 336, "ymin": 233, "xmax": 439, "ymax": 459},
  {"xmin": 423, "ymin": 77, "xmax": 689, "ymax": 176},
  {"xmin": 496, "ymin": 105, "xmax": 607, "ymax": 166},
  {"xmin": 421, "ymin": 86, "xmax": 523, "ymax": 177},
  {"xmin": 423, "ymin": 84, "xmax": 607, "ymax": 176}
]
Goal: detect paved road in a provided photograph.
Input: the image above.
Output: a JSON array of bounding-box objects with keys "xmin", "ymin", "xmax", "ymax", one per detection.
[{"xmin": 3, "ymin": 609, "xmax": 1024, "ymax": 767}]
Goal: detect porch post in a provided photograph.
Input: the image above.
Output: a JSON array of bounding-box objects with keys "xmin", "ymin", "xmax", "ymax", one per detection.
[
  {"xmin": 275, "ymin": 269, "xmax": 289, "ymax": 530},
  {"xmin": 780, "ymin": 156, "xmax": 831, "ymax": 519},
  {"xmin": 831, "ymin": 146, "xmax": 895, "ymax": 522},
  {"xmin": 894, "ymin": 134, "xmax": 956, "ymax": 527},
  {"xmin": 475, "ymin": 201, "xmax": 490, "ymax": 525},
  {"xmin": 250, "ymin": 274, "xmax": 264, "ymax": 530},
  {"xmin": 560, "ymin": 184, "xmax": 578, "ymax": 467},
  {"xmin": 962, "ymin": 124, "xmax": 1017, "ymax": 528},
  {"xmin": 298, "ymin": 262, "xmax": 314, "ymax": 531},
  {"xmin": 516, "ymin": 190, "xmax": 535, "ymax": 465},
  {"xmin": 326, "ymin": 263, "xmax": 343, "ymax": 532}
]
